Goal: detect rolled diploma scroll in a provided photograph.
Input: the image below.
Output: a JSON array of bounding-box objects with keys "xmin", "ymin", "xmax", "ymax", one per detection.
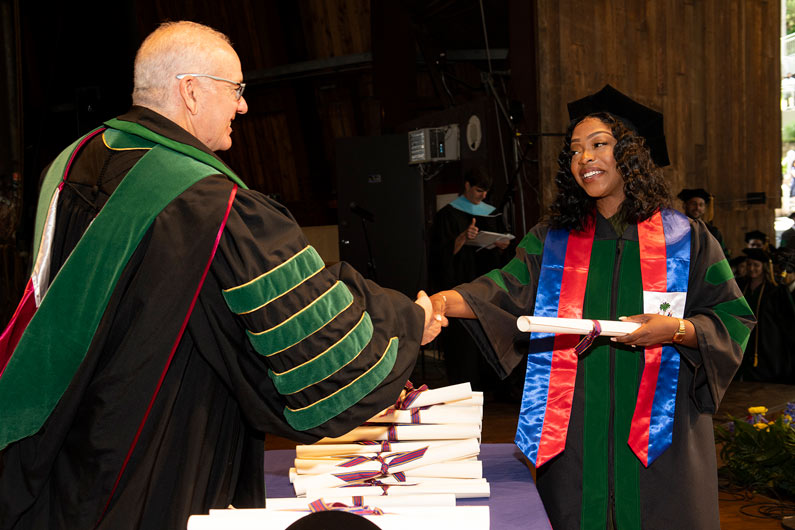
[
  {"xmin": 304, "ymin": 479, "xmax": 490, "ymax": 499},
  {"xmin": 368, "ymin": 404, "xmax": 482, "ymax": 425},
  {"xmin": 296, "ymin": 439, "xmax": 475, "ymax": 459},
  {"xmin": 189, "ymin": 506, "xmax": 490, "ymax": 530},
  {"xmin": 446, "ymin": 392, "xmax": 483, "ymax": 406},
  {"xmin": 292, "ymin": 460, "xmax": 483, "ymax": 479},
  {"xmin": 395, "ymin": 382, "xmax": 474, "ymax": 409},
  {"xmin": 259, "ymin": 493, "xmax": 457, "ymax": 510},
  {"xmin": 292, "ymin": 439, "xmax": 479, "ymax": 495},
  {"xmin": 316, "ymin": 423, "xmax": 481, "ymax": 444},
  {"xmin": 516, "ymin": 316, "xmax": 641, "ymax": 336}
]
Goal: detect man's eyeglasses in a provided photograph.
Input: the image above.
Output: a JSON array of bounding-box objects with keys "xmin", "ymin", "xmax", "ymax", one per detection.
[{"xmin": 175, "ymin": 73, "xmax": 246, "ymax": 100}]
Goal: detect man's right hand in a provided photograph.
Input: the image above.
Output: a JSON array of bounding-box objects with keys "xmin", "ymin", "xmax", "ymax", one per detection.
[{"xmin": 453, "ymin": 218, "xmax": 478, "ymax": 254}]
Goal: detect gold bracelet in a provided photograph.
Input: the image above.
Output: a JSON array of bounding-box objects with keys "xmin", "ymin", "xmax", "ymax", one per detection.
[{"xmin": 672, "ymin": 318, "xmax": 686, "ymax": 344}]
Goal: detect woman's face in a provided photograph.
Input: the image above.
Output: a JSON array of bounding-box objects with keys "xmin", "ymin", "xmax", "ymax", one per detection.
[
  {"xmin": 736, "ymin": 260, "xmax": 747, "ymax": 277},
  {"xmin": 746, "ymin": 259, "xmax": 764, "ymax": 280},
  {"xmin": 570, "ymin": 117, "xmax": 625, "ymax": 214}
]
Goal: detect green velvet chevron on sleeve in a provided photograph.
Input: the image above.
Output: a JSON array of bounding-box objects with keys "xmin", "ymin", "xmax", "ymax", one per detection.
[{"xmin": 222, "ymin": 246, "xmax": 324, "ymax": 314}]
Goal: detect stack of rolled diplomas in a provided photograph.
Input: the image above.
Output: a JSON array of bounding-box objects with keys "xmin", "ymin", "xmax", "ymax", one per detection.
[
  {"xmin": 291, "ymin": 381, "xmax": 488, "ymax": 500},
  {"xmin": 186, "ymin": 382, "xmax": 489, "ymax": 530}
]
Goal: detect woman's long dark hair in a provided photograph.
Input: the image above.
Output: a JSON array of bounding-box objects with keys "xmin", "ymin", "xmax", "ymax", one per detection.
[{"xmin": 546, "ymin": 112, "xmax": 671, "ymax": 231}]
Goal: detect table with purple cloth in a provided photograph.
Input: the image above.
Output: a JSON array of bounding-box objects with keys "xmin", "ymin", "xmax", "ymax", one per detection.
[{"xmin": 263, "ymin": 442, "xmax": 551, "ymax": 529}]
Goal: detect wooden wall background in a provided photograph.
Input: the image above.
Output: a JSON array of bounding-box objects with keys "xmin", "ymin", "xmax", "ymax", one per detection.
[
  {"xmin": 534, "ymin": 0, "xmax": 781, "ymax": 256},
  {"xmin": 1, "ymin": 0, "xmax": 784, "ymax": 320}
]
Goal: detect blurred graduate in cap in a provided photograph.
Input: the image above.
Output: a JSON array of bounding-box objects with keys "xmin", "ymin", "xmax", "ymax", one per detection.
[
  {"xmin": 745, "ymin": 229, "xmax": 770, "ymax": 250},
  {"xmin": 426, "ymin": 84, "xmax": 754, "ymax": 529},
  {"xmin": 734, "ymin": 248, "xmax": 795, "ymax": 383},
  {"xmin": 677, "ymin": 188, "xmax": 726, "ymax": 254},
  {"xmin": 729, "ymin": 255, "xmax": 748, "ymax": 286}
]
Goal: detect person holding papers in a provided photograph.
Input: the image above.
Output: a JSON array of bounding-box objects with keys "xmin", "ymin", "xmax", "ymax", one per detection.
[
  {"xmin": 430, "ymin": 167, "xmax": 512, "ymax": 391},
  {"xmin": 427, "ymin": 85, "xmax": 755, "ymax": 529}
]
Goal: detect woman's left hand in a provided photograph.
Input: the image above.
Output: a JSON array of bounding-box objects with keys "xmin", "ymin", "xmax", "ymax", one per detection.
[{"xmin": 611, "ymin": 314, "xmax": 681, "ymax": 347}]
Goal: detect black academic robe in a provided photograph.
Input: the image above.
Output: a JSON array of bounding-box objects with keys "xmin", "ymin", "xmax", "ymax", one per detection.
[
  {"xmin": 0, "ymin": 107, "xmax": 423, "ymax": 529},
  {"xmin": 453, "ymin": 213, "xmax": 753, "ymax": 530},
  {"xmin": 738, "ymin": 279, "xmax": 795, "ymax": 383},
  {"xmin": 430, "ymin": 202, "xmax": 508, "ymax": 291},
  {"xmin": 430, "ymin": 203, "xmax": 510, "ymax": 390},
  {"xmin": 780, "ymin": 227, "xmax": 795, "ymax": 248},
  {"xmin": 705, "ymin": 221, "xmax": 727, "ymax": 255}
]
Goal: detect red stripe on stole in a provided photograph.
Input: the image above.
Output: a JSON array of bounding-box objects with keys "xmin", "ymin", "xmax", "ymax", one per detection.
[
  {"xmin": 536, "ymin": 225, "xmax": 594, "ymax": 466},
  {"xmin": 630, "ymin": 212, "xmax": 668, "ymax": 466},
  {"xmin": 637, "ymin": 211, "xmax": 667, "ymax": 291},
  {"xmin": 628, "ymin": 345, "xmax": 662, "ymax": 465}
]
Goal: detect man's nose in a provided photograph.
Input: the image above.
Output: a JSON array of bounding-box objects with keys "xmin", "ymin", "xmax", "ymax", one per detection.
[{"xmin": 237, "ymin": 96, "xmax": 249, "ymax": 115}]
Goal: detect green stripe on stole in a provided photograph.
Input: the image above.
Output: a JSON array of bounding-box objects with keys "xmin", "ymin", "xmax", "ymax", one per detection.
[
  {"xmin": 613, "ymin": 242, "xmax": 643, "ymax": 530},
  {"xmin": 580, "ymin": 240, "xmax": 613, "ymax": 529},
  {"xmin": 580, "ymin": 240, "xmax": 642, "ymax": 529}
]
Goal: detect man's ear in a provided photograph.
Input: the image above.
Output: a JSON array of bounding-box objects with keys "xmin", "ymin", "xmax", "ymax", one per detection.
[{"xmin": 178, "ymin": 77, "xmax": 200, "ymax": 115}]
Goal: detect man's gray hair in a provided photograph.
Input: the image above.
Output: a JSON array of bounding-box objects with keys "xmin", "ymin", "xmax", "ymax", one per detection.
[{"xmin": 132, "ymin": 21, "xmax": 232, "ymax": 108}]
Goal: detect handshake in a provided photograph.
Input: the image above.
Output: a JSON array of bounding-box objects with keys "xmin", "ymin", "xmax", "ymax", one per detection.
[{"xmin": 414, "ymin": 290, "xmax": 452, "ymax": 345}]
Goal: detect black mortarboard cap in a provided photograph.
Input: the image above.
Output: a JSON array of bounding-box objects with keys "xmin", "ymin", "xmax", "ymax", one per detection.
[
  {"xmin": 742, "ymin": 247, "xmax": 771, "ymax": 263},
  {"xmin": 729, "ymin": 256, "xmax": 746, "ymax": 268},
  {"xmin": 567, "ymin": 84, "xmax": 670, "ymax": 167},
  {"xmin": 744, "ymin": 230, "xmax": 768, "ymax": 243},
  {"xmin": 677, "ymin": 188, "xmax": 711, "ymax": 203}
]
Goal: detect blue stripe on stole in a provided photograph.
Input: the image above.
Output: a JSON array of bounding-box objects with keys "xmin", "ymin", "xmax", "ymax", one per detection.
[
  {"xmin": 661, "ymin": 209, "xmax": 691, "ymax": 292},
  {"xmin": 648, "ymin": 345, "xmax": 680, "ymax": 462},
  {"xmin": 649, "ymin": 209, "xmax": 690, "ymax": 463},
  {"xmin": 515, "ymin": 228, "xmax": 568, "ymax": 462}
]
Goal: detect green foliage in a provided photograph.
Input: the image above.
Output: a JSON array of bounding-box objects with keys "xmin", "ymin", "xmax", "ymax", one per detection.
[
  {"xmin": 789, "ymin": 0, "xmax": 795, "ymax": 35},
  {"xmin": 784, "ymin": 123, "xmax": 795, "ymax": 144},
  {"xmin": 715, "ymin": 405, "xmax": 795, "ymax": 500}
]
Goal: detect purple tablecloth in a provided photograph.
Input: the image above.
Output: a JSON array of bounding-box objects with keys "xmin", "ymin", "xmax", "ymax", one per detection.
[{"xmin": 263, "ymin": 443, "xmax": 551, "ymax": 530}]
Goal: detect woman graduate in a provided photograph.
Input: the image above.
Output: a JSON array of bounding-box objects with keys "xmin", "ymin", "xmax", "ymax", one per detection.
[
  {"xmin": 428, "ymin": 85, "xmax": 755, "ymax": 529},
  {"xmin": 735, "ymin": 247, "xmax": 795, "ymax": 383}
]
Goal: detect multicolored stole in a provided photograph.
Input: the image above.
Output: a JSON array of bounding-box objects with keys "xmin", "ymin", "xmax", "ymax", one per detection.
[{"xmin": 515, "ymin": 210, "xmax": 690, "ymax": 468}]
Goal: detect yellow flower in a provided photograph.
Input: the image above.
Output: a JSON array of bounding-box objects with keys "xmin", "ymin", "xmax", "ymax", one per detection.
[
  {"xmin": 753, "ymin": 422, "xmax": 770, "ymax": 430},
  {"xmin": 748, "ymin": 406, "xmax": 768, "ymax": 415}
]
